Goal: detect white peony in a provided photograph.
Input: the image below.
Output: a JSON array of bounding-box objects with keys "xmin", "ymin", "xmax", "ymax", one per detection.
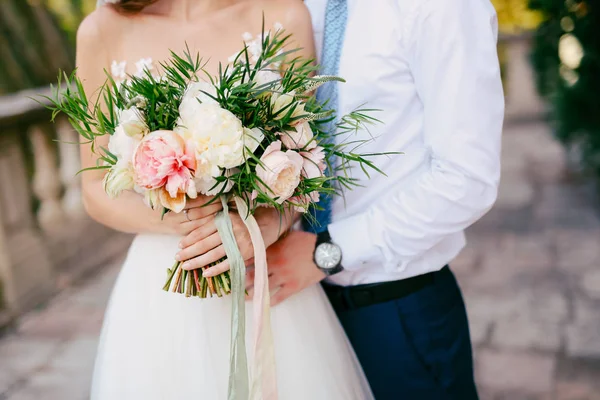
[
  {"xmin": 178, "ymin": 82, "xmax": 220, "ymax": 130},
  {"xmin": 117, "ymin": 107, "xmax": 148, "ymax": 139},
  {"xmin": 108, "ymin": 125, "xmax": 139, "ymax": 166},
  {"xmin": 194, "ymin": 168, "xmax": 238, "ymax": 196},
  {"xmin": 104, "ymin": 124, "xmax": 140, "ymax": 197},
  {"xmin": 175, "ymin": 102, "xmax": 264, "ymax": 178},
  {"xmin": 182, "ymin": 81, "xmax": 219, "ymax": 106},
  {"xmin": 253, "ymin": 70, "xmax": 281, "ymax": 96}
]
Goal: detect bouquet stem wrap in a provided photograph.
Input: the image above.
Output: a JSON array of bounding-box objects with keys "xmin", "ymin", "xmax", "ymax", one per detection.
[{"xmin": 215, "ymin": 196, "xmax": 277, "ymax": 400}]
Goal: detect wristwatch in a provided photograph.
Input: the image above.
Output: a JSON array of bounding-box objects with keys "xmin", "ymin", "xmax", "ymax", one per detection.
[{"xmin": 313, "ymin": 228, "xmax": 344, "ymax": 276}]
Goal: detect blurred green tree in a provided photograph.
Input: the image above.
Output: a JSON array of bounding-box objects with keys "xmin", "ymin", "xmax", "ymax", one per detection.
[
  {"xmin": 529, "ymin": 0, "xmax": 600, "ymax": 179},
  {"xmin": 0, "ymin": 0, "xmax": 95, "ymax": 94}
]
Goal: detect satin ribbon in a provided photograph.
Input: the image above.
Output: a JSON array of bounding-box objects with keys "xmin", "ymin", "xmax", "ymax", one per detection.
[
  {"xmin": 215, "ymin": 197, "xmax": 249, "ymax": 400},
  {"xmin": 215, "ymin": 196, "xmax": 277, "ymax": 400}
]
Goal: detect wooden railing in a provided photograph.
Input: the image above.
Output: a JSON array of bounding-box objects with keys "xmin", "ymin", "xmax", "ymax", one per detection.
[{"xmin": 0, "ymin": 88, "xmax": 132, "ymax": 326}]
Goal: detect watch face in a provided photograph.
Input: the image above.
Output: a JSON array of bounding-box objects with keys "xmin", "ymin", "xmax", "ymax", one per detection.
[{"xmin": 315, "ymin": 243, "xmax": 342, "ymax": 270}]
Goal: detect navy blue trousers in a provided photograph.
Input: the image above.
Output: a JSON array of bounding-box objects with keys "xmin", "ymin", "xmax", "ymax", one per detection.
[{"xmin": 327, "ymin": 267, "xmax": 478, "ymax": 400}]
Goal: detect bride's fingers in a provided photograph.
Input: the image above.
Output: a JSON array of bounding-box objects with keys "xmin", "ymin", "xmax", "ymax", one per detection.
[
  {"xmin": 175, "ymin": 214, "xmax": 215, "ymax": 237},
  {"xmin": 175, "ymin": 232, "xmax": 221, "ymax": 262},
  {"xmin": 185, "ymin": 203, "xmax": 222, "ymax": 220},
  {"xmin": 178, "ymin": 221, "xmax": 217, "ymax": 249},
  {"xmin": 167, "ymin": 202, "xmax": 221, "ymax": 225},
  {"xmin": 202, "ymin": 258, "xmax": 230, "ymax": 277},
  {"xmin": 185, "ymin": 195, "xmax": 221, "ymax": 209},
  {"xmin": 182, "ymin": 246, "xmax": 226, "ymax": 271}
]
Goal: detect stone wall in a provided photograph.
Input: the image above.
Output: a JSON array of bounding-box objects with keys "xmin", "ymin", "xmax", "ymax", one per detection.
[{"xmin": 0, "ymin": 88, "xmax": 132, "ymax": 327}]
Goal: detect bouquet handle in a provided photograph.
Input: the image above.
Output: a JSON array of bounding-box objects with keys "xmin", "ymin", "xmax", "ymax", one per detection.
[{"xmin": 215, "ymin": 196, "xmax": 277, "ymax": 400}]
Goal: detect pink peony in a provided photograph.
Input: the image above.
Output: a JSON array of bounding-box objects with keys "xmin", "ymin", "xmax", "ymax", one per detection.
[
  {"xmin": 133, "ymin": 130, "xmax": 197, "ymax": 212},
  {"xmin": 256, "ymin": 141, "xmax": 303, "ymax": 204}
]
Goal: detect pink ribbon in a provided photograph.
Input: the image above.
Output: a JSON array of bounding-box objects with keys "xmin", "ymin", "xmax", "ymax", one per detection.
[{"xmin": 234, "ymin": 197, "xmax": 278, "ymax": 400}]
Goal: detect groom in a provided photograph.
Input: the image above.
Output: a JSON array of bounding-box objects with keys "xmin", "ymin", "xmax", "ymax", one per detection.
[{"xmin": 262, "ymin": 0, "xmax": 504, "ymax": 398}]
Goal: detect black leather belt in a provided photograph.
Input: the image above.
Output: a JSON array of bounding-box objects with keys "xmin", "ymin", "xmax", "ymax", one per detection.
[{"xmin": 323, "ymin": 266, "xmax": 448, "ymax": 311}]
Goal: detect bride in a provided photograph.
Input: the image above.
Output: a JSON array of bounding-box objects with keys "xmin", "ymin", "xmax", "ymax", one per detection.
[{"xmin": 79, "ymin": 0, "xmax": 372, "ymax": 398}]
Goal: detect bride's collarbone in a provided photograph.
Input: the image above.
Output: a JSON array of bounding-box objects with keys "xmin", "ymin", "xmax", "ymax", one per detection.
[
  {"xmin": 113, "ymin": 26, "xmax": 278, "ymax": 75},
  {"xmin": 109, "ymin": 1, "xmax": 288, "ymax": 70}
]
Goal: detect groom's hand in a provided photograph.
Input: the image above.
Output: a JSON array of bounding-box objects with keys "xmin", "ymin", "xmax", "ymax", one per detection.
[{"xmin": 247, "ymin": 231, "xmax": 325, "ymax": 306}]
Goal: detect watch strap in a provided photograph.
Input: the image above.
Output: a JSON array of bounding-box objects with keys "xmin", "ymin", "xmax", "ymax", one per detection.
[
  {"xmin": 316, "ymin": 229, "xmax": 332, "ymax": 246},
  {"xmin": 321, "ymin": 262, "xmax": 344, "ymax": 276}
]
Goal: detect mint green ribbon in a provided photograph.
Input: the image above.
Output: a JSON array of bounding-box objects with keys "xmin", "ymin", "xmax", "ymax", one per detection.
[{"xmin": 215, "ymin": 196, "xmax": 249, "ymax": 400}]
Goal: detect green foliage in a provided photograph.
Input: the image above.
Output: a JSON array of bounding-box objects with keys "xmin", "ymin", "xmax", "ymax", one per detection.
[{"xmin": 529, "ymin": 0, "xmax": 600, "ymax": 178}]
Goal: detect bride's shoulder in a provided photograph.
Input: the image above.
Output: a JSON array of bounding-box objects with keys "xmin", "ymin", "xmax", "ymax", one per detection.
[
  {"xmin": 270, "ymin": 0, "xmax": 311, "ymax": 19},
  {"xmin": 76, "ymin": 5, "xmax": 125, "ymax": 49},
  {"xmin": 250, "ymin": 0, "xmax": 312, "ymax": 33},
  {"xmin": 258, "ymin": 0, "xmax": 310, "ymax": 14}
]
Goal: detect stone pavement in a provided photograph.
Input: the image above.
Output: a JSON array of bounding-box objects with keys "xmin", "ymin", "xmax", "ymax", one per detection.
[
  {"xmin": 1, "ymin": 120, "xmax": 600, "ymax": 400},
  {"xmin": 456, "ymin": 121, "xmax": 600, "ymax": 400}
]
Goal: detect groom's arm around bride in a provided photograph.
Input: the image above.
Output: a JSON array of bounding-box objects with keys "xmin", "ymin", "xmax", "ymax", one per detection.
[{"xmin": 262, "ymin": 0, "xmax": 504, "ymax": 399}]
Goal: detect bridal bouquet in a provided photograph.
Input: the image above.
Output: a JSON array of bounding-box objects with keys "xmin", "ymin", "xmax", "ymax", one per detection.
[
  {"xmin": 45, "ymin": 27, "xmax": 380, "ymax": 298},
  {"xmin": 45, "ymin": 26, "xmax": 383, "ymax": 399}
]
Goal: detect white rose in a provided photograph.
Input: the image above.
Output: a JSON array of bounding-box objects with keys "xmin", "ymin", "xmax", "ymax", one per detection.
[
  {"xmin": 279, "ymin": 121, "xmax": 316, "ymax": 150},
  {"xmin": 300, "ymin": 146, "xmax": 326, "ymax": 179},
  {"xmin": 143, "ymin": 188, "xmax": 160, "ymax": 210},
  {"xmin": 256, "ymin": 141, "xmax": 303, "ymax": 204},
  {"xmin": 103, "ymin": 164, "xmax": 135, "ymax": 198},
  {"xmin": 175, "ymin": 103, "xmax": 264, "ymax": 175},
  {"xmin": 288, "ymin": 194, "xmax": 313, "ymax": 212},
  {"xmin": 270, "ymin": 91, "xmax": 305, "ymax": 120},
  {"xmin": 117, "ymin": 107, "xmax": 148, "ymax": 139}
]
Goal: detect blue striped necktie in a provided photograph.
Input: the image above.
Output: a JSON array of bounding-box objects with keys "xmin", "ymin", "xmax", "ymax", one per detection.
[{"xmin": 305, "ymin": 0, "xmax": 348, "ymax": 234}]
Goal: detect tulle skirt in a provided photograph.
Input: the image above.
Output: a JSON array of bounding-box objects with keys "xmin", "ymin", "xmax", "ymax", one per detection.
[{"xmin": 90, "ymin": 233, "xmax": 373, "ymax": 399}]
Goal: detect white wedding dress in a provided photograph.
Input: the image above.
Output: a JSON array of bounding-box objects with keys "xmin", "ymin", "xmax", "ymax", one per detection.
[{"xmin": 91, "ymin": 232, "xmax": 373, "ymax": 399}]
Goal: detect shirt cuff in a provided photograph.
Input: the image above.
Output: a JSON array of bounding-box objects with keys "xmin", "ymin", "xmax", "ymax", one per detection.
[{"xmin": 328, "ymin": 211, "xmax": 382, "ymax": 271}]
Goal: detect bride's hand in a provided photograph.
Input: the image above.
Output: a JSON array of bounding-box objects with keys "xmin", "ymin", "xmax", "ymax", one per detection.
[
  {"xmin": 177, "ymin": 211, "xmax": 254, "ymax": 276},
  {"xmin": 162, "ymin": 195, "xmax": 223, "ymax": 236},
  {"xmin": 177, "ymin": 207, "xmax": 297, "ymax": 277}
]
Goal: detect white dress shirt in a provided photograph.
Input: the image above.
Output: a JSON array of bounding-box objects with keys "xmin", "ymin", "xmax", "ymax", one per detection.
[{"xmin": 304, "ymin": 0, "xmax": 504, "ymax": 286}]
